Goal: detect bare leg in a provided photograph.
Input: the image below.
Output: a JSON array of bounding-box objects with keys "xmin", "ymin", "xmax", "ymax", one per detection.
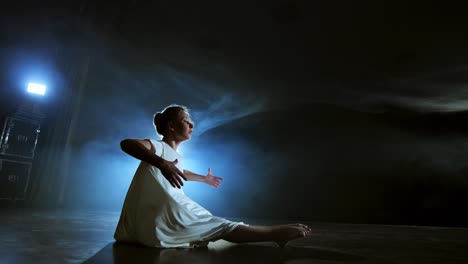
[{"xmin": 222, "ymin": 223, "xmax": 311, "ymax": 247}]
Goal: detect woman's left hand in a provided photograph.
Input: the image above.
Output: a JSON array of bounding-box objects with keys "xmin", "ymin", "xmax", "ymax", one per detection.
[{"xmin": 205, "ymin": 168, "xmax": 223, "ymax": 188}]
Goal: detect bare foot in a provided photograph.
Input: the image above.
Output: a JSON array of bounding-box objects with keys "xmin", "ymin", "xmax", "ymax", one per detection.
[
  {"xmin": 287, "ymin": 223, "xmax": 310, "ymax": 229},
  {"xmin": 272, "ymin": 224, "xmax": 311, "ymax": 247}
]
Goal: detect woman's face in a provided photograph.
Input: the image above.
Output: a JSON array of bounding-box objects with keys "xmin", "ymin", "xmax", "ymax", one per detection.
[{"xmin": 171, "ymin": 111, "xmax": 194, "ymax": 141}]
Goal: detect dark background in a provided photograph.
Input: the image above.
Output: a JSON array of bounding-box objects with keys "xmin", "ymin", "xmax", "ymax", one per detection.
[{"xmin": 1, "ymin": 0, "xmax": 468, "ymax": 227}]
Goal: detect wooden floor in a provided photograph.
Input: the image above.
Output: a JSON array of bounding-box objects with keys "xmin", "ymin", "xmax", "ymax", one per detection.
[{"xmin": 1, "ymin": 209, "xmax": 468, "ymax": 264}]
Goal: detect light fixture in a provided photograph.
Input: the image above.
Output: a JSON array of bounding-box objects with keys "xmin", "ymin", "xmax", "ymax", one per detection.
[{"xmin": 27, "ymin": 82, "xmax": 46, "ymax": 96}]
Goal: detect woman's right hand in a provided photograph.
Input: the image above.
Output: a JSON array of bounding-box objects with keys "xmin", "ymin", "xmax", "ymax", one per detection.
[{"xmin": 159, "ymin": 159, "xmax": 187, "ymax": 188}]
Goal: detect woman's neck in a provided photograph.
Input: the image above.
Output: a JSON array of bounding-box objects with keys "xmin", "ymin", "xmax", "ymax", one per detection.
[{"xmin": 162, "ymin": 137, "xmax": 181, "ymax": 151}]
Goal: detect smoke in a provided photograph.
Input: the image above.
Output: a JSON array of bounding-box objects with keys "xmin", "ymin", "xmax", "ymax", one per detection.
[
  {"xmin": 339, "ymin": 65, "xmax": 468, "ymax": 113},
  {"xmin": 190, "ymin": 94, "xmax": 266, "ymax": 138},
  {"xmin": 350, "ymin": 91, "xmax": 468, "ymax": 113},
  {"xmin": 391, "ymin": 96, "xmax": 468, "ymax": 112},
  {"xmin": 62, "ymin": 35, "xmax": 270, "ymax": 210}
]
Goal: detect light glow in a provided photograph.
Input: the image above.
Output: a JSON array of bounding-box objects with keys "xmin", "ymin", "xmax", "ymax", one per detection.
[{"xmin": 27, "ymin": 82, "xmax": 46, "ymax": 95}]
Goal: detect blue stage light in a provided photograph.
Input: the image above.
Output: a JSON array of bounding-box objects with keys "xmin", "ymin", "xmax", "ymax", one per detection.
[{"xmin": 27, "ymin": 82, "xmax": 46, "ymax": 96}]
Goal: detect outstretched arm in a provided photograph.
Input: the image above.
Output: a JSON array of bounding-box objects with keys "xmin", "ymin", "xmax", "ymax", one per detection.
[
  {"xmin": 184, "ymin": 168, "xmax": 223, "ymax": 188},
  {"xmin": 120, "ymin": 139, "xmax": 187, "ymax": 188}
]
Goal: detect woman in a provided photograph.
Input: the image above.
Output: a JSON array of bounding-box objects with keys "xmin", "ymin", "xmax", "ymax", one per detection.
[{"xmin": 114, "ymin": 104, "xmax": 311, "ymax": 248}]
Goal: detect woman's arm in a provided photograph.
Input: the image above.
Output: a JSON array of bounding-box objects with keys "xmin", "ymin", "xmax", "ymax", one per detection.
[
  {"xmin": 120, "ymin": 139, "xmax": 187, "ymax": 188},
  {"xmin": 184, "ymin": 168, "xmax": 223, "ymax": 188},
  {"xmin": 183, "ymin": 170, "xmax": 206, "ymax": 183},
  {"xmin": 120, "ymin": 139, "xmax": 162, "ymax": 167}
]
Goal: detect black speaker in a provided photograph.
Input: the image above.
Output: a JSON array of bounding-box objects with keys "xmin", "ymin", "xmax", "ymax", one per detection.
[
  {"xmin": 0, "ymin": 116, "xmax": 41, "ymax": 159},
  {"xmin": 0, "ymin": 159, "xmax": 32, "ymax": 200}
]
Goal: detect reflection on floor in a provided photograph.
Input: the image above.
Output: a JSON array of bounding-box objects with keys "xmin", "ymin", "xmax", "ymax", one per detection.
[
  {"xmin": 1, "ymin": 209, "xmax": 468, "ymax": 264},
  {"xmin": 87, "ymin": 241, "xmax": 379, "ymax": 264},
  {"xmin": 85, "ymin": 241, "xmax": 373, "ymax": 264}
]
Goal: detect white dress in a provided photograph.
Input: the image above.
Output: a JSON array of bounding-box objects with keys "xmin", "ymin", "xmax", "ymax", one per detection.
[{"xmin": 114, "ymin": 139, "xmax": 244, "ymax": 248}]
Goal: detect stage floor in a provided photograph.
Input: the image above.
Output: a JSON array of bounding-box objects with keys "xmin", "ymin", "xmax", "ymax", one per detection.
[{"xmin": 1, "ymin": 209, "xmax": 467, "ymax": 264}]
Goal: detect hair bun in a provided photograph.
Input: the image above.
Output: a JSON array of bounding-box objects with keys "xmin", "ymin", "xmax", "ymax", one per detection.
[
  {"xmin": 154, "ymin": 112, "xmax": 164, "ymax": 125},
  {"xmin": 153, "ymin": 105, "xmax": 189, "ymax": 136}
]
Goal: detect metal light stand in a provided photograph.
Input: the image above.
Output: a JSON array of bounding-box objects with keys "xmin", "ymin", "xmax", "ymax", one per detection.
[{"xmin": 0, "ymin": 100, "xmax": 45, "ymax": 202}]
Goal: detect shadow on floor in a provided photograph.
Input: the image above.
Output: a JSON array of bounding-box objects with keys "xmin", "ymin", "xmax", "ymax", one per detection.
[{"xmin": 82, "ymin": 241, "xmax": 373, "ymax": 264}]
